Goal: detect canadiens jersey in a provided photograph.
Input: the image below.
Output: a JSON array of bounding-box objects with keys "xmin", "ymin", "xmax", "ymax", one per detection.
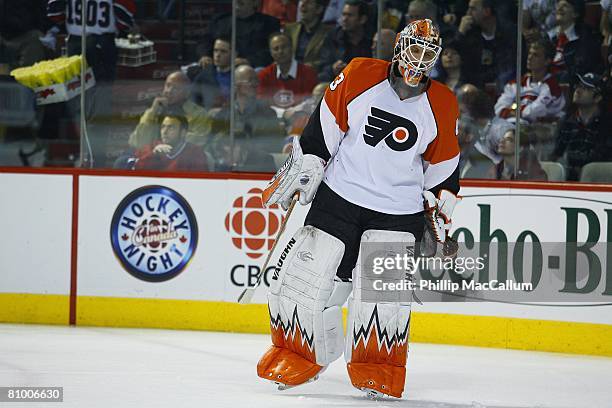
[{"xmin": 300, "ymin": 58, "xmax": 460, "ymax": 215}]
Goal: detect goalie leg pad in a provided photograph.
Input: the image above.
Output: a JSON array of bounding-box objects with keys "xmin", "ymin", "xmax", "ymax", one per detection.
[
  {"xmin": 257, "ymin": 226, "xmax": 349, "ymax": 387},
  {"xmin": 345, "ymin": 230, "xmax": 415, "ymax": 398}
]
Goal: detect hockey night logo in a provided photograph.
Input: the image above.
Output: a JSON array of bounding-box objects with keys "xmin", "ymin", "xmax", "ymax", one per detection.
[{"xmin": 110, "ymin": 185, "xmax": 198, "ymax": 282}]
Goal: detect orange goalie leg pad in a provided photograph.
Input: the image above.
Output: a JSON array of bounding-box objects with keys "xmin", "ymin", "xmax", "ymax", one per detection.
[
  {"xmin": 346, "ymin": 362, "xmax": 406, "ymax": 398},
  {"xmin": 257, "ymin": 346, "xmax": 323, "ymax": 386}
]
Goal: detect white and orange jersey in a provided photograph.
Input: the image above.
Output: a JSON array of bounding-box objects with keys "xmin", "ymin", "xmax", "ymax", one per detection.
[{"xmin": 300, "ymin": 58, "xmax": 460, "ymax": 215}]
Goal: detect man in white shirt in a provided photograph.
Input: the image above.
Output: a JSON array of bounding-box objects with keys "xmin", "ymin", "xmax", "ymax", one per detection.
[{"xmin": 495, "ymin": 38, "xmax": 565, "ymax": 123}]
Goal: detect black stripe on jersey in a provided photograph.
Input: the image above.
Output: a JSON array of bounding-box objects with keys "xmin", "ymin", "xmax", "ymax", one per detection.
[
  {"xmin": 429, "ymin": 165, "xmax": 460, "ymax": 196},
  {"xmin": 299, "ymin": 99, "xmax": 331, "ymax": 162}
]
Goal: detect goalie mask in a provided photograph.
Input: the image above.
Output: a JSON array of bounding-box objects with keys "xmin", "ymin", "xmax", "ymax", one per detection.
[{"xmin": 393, "ymin": 19, "xmax": 442, "ymax": 87}]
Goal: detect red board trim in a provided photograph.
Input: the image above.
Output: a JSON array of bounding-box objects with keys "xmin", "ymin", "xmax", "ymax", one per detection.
[
  {"xmin": 1, "ymin": 167, "xmax": 611, "ymax": 191},
  {"xmin": 69, "ymin": 174, "xmax": 79, "ymax": 325}
]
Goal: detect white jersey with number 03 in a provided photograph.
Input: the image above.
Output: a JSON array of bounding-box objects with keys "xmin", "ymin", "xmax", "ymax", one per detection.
[{"xmin": 64, "ymin": 0, "xmax": 117, "ymax": 35}]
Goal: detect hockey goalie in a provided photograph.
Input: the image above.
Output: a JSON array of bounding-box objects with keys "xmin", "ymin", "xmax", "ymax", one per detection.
[{"xmin": 256, "ymin": 19, "xmax": 461, "ymax": 398}]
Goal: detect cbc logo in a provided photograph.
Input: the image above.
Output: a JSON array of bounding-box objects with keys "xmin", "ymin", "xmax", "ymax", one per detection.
[{"xmin": 225, "ymin": 188, "xmax": 285, "ymax": 259}]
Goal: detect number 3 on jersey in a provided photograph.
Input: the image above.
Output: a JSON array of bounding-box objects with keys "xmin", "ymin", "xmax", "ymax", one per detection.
[{"xmin": 329, "ymin": 73, "xmax": 345, "ymax": 91}]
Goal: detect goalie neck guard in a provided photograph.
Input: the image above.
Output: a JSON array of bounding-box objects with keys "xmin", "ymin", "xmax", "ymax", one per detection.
[{"xmin": 392, "ymin": 19, "xmax": 442, "ymax": 87}]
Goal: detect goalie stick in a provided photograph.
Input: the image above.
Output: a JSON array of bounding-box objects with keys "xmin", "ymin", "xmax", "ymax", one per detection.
[{"xmin": 237, "ymin": 195, "xmax": 298, "ymax": 304}]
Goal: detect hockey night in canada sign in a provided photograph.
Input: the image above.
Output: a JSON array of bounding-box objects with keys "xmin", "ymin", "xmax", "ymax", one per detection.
[{"xmin": 110, "ymin": 186, "xmax": 198, "ymax": 282}]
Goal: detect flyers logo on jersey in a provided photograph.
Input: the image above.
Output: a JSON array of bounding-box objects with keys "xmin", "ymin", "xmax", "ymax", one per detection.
[{"xmin": 363, "ymin": 107, "xmax": 418, "ymax": 151}]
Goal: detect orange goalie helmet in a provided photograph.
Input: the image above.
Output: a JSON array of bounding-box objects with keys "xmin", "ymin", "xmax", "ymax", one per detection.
[{"xmin": 393, "ymin": 19, "xmax": 442, "ymax": 87}]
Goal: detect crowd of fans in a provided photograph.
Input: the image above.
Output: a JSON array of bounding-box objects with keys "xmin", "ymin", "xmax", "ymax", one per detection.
[{"xmin": 1, "ymin": 0, "xmax": 611, "ymax": 181}]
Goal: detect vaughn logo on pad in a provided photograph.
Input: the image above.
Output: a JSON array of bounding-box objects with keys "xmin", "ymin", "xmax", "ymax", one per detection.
[{"xmin": 110, "ymin": 185, "xmax": 198, "ymax": 282}]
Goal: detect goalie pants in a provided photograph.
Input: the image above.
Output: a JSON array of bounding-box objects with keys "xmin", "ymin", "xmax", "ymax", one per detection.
[{"xmin": 304, "ymin": 182, "xmax": 424, "ymax": 281}]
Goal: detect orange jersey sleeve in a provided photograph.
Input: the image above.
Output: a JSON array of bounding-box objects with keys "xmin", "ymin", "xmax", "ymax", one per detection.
[
  {"xmin": 300, "ymin": 58, "xmax": 390, "ymax": 161},
  {"xmin": 422, "ymin": 80, "xmax": 460, "ymax": 193}
]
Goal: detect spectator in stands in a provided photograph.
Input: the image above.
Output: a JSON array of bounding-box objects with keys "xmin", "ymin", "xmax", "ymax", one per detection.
[
  {"xmin": 210, "ymin": 130, "xmax": 277, "ymax": 172},
  {"xmin": 196, "ymin": 0, "xmax": 280, "ymax": 69},
  {"xmin": 456, "ymin": 117, "xmax": 477, "ymax": 174},
  {"xmin": 404, "ymin": 0, "xmax": 436, "ymax": 23},
  {"xmin": 492, "ymin": 128, "xmax": 548, "ymax": 180},
  {"xmin": 134, "ymin": 114, "xmax": 209, "ymax": 172},
  {"xmin": 258, "ymin": 32, "xmax": 318, "ymax": 113},
  {"xmin": 456, "ymin": 85, "xmax": 511, "ymax": 178},
  {"xmin": 461, "ymin": 87, "xmax": 514, "ymax": 167},
  {"xmin": 457, "ymin": 83, "xmax": 479, "ymax": 116},
  {"xmin": 402, "ymin": 0, "xmax": 456, "ymax": 40},
  {"xmin": 262, "ymin": 0, "xmax": 298, "ymax": 26},
  {"xmin": 455, "ymin": 0, "xmax": 516, "ymax": 90},
  {"xmin": 494, "ymin": 39, "xmax": 565, "ymax": 123},
  {"xmin": 190, "ymin": 35, "xmax": 232, "ymax": 110},
  {"xmin": 296, "ymin": 0, "xmax": 342, "ymax": 26},
  {"xmin": 129, "ymin": 71, "xmax": 209, "ymax": 149},
  {"xmin": 284, "ymin": 0, "xmax": 333, "ymax": 73},
  {"xmin": 0, "ymin": 0, "xmax": 49, "ymax": 70},
  {"xmin": 282, "ymin": 81, "xmax": 327, "ymax": 147},
  {"xmin": 456, "ymin": 116, "xmax": 495, "ymax": 179},
  {"xmin": 522, "ymin": 0, "xmax": 558, "ymax": 44},
  {"xmin": 551, "ymin": 73, "xmax": 612, "ymax": 180},
  {"xmin": 319, "ymin": 0, "xmax": 372, "ymax": 81},
  {"xmin": 548, "ymin": 0, "xmax": 602, "ymax": 82},
  {"xmin": 371, "ymin": 28, "xmax": 396, "ymax": 61},
  {"xmin": 47, "ymin": 0, "xmax": 135, "ymax": 84},
  {"xmin": 436, "ymin": 40, "xmax": 467, "ymax": 92},
  {"xmin": 206, "ymin": 65, "xmax": 285, "ymax": 154}
]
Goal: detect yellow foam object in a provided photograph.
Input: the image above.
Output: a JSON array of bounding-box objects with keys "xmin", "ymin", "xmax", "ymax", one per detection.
[{"xmin": 10, "ymin": 55, "xmax": 84, "ymax": 89}]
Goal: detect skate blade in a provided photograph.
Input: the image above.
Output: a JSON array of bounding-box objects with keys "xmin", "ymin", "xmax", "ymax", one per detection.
[
  {"xmin": 361, "ymin": 388, "xmax": 390, "ymax": 400},
  {"xmin": 274, "ymin": 375, "xmax": 319, "ymax": 391}
]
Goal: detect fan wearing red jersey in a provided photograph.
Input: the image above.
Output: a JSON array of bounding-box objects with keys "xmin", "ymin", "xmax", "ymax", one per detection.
[{"xmin": 257, "ymin": 19, "xmax": 460, "ymax": 399}]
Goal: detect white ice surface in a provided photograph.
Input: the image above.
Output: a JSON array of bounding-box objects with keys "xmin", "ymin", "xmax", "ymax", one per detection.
[{"xmin": 1, "ymin": 324, "xmax": 611, "ymax": 408}]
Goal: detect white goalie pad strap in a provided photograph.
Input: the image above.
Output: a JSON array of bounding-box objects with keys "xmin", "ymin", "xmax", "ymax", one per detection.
[
  {"xmin": 268, "ymin": 226, "xmax": 348, "ymax": 366},
  {"xmin": 262, "ymin": 137, "xmax": 325, "ymax": 210},
  {"xmin": 345, "ymin": 229, "xmax": 414, "ymax": 362}
]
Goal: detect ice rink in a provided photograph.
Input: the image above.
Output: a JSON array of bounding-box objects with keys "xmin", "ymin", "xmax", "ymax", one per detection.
[{"xmin": 1, "ymin": 324, "xmax": 611, "ymax": 408}]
